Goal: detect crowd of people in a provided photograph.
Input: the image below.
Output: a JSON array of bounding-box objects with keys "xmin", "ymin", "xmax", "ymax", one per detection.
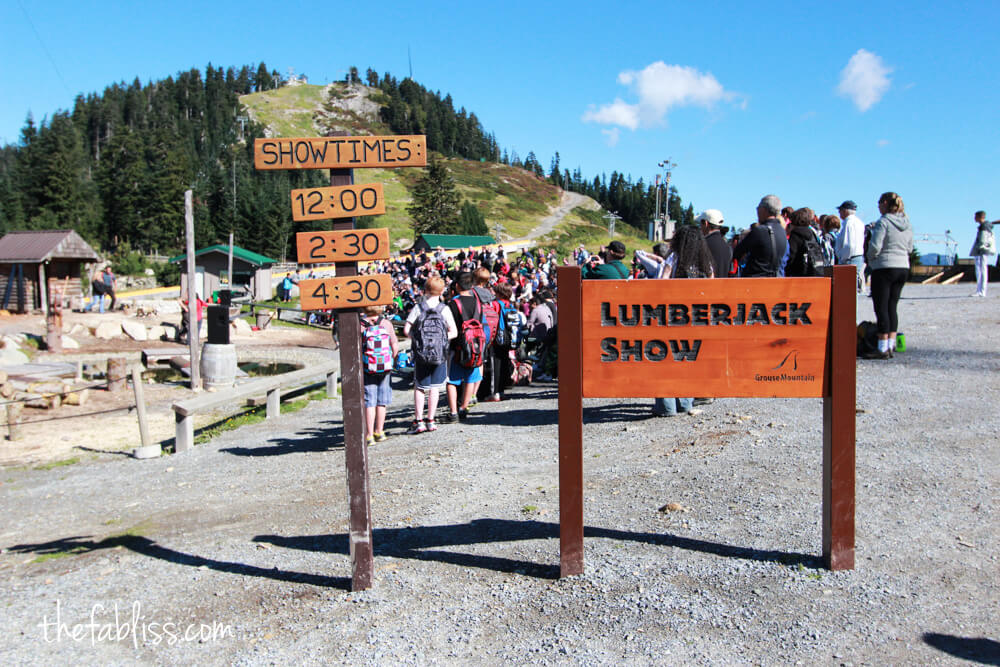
[{"xmin": 348, "ymin": 190, "xmax": 998, "ymax": 441}]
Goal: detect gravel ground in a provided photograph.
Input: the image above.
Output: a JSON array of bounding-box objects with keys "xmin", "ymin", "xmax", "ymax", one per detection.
[{"xmin": 0, "ymin": 283, "xmax": 997, "ymax": 665}]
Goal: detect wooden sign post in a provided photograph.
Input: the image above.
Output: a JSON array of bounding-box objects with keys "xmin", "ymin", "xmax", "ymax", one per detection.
[
  {"xmin": 255, "ymin": 134, "xmax": 426, "ymax": 591},
  {"xmin": 557, "ymin": 265, "xmax": 857, "ymax": 576}
]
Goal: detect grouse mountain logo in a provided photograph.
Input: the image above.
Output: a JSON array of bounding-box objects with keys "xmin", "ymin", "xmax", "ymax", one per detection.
[{"xmin": 755, "ymin": 349, "xmax": 816, "ymax": 383}]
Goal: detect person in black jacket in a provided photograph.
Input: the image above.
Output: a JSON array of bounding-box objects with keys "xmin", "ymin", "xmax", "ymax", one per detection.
[
  {"xmin": 785, "ymin": 207, "xmax": 820, "ymax": 277},
  {"xmin": 697, "ymin": 209, "xmax": 732, "ymax": 278},
  {"xmin": 734, "ymin": 195, "xmax": 787, "ymax": 277}
]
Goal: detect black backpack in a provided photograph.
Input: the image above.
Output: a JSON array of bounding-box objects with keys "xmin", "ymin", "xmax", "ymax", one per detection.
[
  {"xmin": 411, "ymin": 301, "xmax": 449, "ymax": 366},
  {"xmin": 797, "ymin": 236, "xmax": 827, "ymax": 277},
  {"xmin": 856, "ymin": 321, "xmax": 879, "ymax": 358}
]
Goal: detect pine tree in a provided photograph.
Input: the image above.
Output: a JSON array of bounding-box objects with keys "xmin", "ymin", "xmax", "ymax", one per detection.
[
  {"xmin": 454, "ymin": 201, "xmax": 487, "ymax": 235},
  {"xmin": 407, "ymin": 157, "xmax": 461, "ymax": 236}
]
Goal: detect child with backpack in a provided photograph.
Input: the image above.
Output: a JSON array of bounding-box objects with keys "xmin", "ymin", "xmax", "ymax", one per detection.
[
  {"xmin": 403, "ymin": 276, "xmax": 457, "ymax": 434},
  {"xmin": 360, "ymin": 304, "xmax": 399, "ymax": 445},
  {"xmin": 444, "ymin": 271, "xmax": 486, "ymax": 422}
]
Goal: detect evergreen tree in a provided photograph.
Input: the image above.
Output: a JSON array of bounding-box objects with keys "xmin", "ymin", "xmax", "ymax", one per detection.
[
  {"xmin": 454, "ymin": 201, "xmax": 487, "ymax": 235},
  {"xmin": 407, "ymin": 157, "xmax": 461, "ymax": 236}
]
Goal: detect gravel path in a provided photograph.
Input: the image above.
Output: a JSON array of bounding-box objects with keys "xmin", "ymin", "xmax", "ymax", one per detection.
[{"xmin": 0, "ymin": 283, "xmax": 997, "ymax": 665}]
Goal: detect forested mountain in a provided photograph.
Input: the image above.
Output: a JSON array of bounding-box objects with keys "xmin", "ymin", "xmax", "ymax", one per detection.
[{"xmin": 0, "ymin": 63, "xmax": 695, "ymax": 262}]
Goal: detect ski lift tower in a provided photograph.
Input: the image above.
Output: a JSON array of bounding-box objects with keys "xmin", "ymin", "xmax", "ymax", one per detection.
[{"xmin": 913, "ymin": 230, "xmax": 959, "ymax": 264}]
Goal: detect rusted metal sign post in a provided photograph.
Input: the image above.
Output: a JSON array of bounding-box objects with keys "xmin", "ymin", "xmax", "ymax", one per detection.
[
  {"xmin": 254, "ymin": 134, "xmax": 425, "ymax": 591},
  {"xmin": 557, "ymin": 265, "xmax": 857, "ymax": 576}
]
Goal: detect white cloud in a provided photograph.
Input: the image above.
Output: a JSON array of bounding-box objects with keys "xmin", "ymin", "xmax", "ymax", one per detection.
[
  {"xmin": 601, "ymin": 128, "xmax": 621, "ymax": 147},
  {"xmin": 583, "ymin": 61, "xmax": 736, "ymax": 131},
  {"xmin": 837, "ymin": 49, "xmax": 892, "ymax": 111}
]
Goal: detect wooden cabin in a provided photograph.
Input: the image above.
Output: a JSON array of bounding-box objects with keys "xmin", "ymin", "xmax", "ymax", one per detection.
[{"xmin": 0, "ymin": 230, "xmax": 101, "ymax": 313}]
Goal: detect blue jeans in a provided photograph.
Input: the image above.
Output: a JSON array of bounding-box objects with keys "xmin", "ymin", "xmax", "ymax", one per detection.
[
  {"xmin": 845, "ymin": 256, "xmax": 864, "ymax": 292},
  {"xmin": 653, "ymin": 397, "xmax": 693, "ymax": 416}
]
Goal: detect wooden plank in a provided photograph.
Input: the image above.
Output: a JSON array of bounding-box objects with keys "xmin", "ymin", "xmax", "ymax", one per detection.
[
  {"xmin": 295, "ymin": 229, "xmax": 390, "ymax": 264},
  {"xmin": 298, "ymin": 275, "xmax": 393, "ymax": 311},
  {"xmin": 823, "ymin": 265, "xmax": 856, "ymax": 570},
  {"xmin": 580, "ymin": 278, "xmax": 832, "ymax": 399},
  {"xmin": 557, "ymin": 266, "xmax": 585, "ymax": 577},
  {"xmin": 172, "ymin": 360, "xmax": 338, "ymax": 417},
  {"xmin": 254, "ymin": 135, "xmax": 427, "ymax": 170},
  {"xmin": 329, "ymin": 163, "xmax": 374, "ymax": 593},
  {"xmin": 290, "ymin": 184, "xmax": 386, "ymax": 221}
]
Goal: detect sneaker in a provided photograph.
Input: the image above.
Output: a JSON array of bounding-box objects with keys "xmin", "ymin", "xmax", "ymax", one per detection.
[
  {"xmin": 468, "ymin": 398, "xmax": 478, "ymax": 407},
  {"xmin": 407, "ymin": 420, "xmax": 427, "ymax": 434},
  {"xmin": 458, "ymin": 408, "xmax": 469, "ymax": 421},
  {"xmin": 425, "ymin": 419, "xmax": 437, "ymax": 432},
  {"xmin": 374, "ymin": 431, "xmax": 387, "ymax": 442},
  {"xmin": 365, "ymin": 434, "xmax": 375, "ymax": 446},
  {"xmin": 687, "ymin": 409, "xmax": 704, "ymax": 416},
  {"xmin": 438, "ymin": 413, "xmax": 458, "ymax": 424}
]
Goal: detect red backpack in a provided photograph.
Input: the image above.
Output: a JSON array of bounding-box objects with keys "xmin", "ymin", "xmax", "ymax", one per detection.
[
  {"xmin": 453, "ymin": 296, "xmax": 487, "ymax": 369},
  {"xmin": 478, "ymin": 296, "xmax": 501, "ymax": 344}
]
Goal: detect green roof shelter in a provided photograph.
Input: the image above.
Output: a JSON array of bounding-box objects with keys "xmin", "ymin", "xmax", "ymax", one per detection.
[
  {"xmin": 170, "ymin": 244, "xmax": 277, "ymax": 301},
  {"xmin": 412, "ymin": 234, "xmax": 496, "ymax": 252}
]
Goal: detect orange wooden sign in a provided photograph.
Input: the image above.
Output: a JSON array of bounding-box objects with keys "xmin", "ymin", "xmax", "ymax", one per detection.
[
  {"xmin": 254, "ymin": 135, "xmax": 427, "ymax": 170},
  {"xmin": 291, "ymin": 184, "xmax": 386, "ymax": 221},
  {"xmin": 296, "ymin": 229, "xmax": 390, "ymax": 264},
  {"xmin": 581, "ymin": 278, "xmax": 832, "ymax": 398},
  {"xmin": 298, "ymin": 274, "xmax": 393, "ymax": 311}
]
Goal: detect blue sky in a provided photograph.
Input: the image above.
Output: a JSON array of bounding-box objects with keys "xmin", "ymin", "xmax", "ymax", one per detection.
[{"xmin": 3, "ymin": 0, "xmax": 997, "ymax": 256}]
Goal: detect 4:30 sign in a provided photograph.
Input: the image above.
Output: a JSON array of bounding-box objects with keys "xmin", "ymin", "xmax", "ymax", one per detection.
[
  {"xmin": 295, "ymin": 229, "xmax": 390, "ymax": 263},
  {"xmin": 299, "ymin": 275, "xmax": 394, "ymax": 311}
]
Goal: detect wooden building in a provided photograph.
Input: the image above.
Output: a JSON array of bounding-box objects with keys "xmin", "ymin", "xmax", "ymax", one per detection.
[
  {"xmin": 0, "ymin": 230, "xmax": 101, "ymax": 313},
  {"xmin": 411, "ymin": 234, "xmax": 496, "ymax": 252},
  {"xmin": 169, "ymin": 244, "xmax": 276, "ymax": 302}
]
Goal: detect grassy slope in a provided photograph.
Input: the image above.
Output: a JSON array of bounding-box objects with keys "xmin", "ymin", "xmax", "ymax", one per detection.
[{"xmin": 240, "ymin": 84, "xmax": 654, "ymax": 254}]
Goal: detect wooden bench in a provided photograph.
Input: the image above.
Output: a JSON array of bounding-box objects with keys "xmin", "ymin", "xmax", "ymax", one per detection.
[{"xmin": 171, "ymin": 360, "xmax": 339, "ymax": 452}]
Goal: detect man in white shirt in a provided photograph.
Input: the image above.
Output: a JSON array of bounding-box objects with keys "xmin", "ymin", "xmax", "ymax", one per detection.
[{"xmin": 835, "ymin": 200, "xmax": 865, "ymax": 293}]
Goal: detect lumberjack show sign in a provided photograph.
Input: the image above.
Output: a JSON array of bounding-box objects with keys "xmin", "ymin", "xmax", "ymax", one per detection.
[
  {"xmin": 557, "ymin": 265, "xmax": 857, "ymax": 578},
  {"xmin": 254, "ymin": 134, "xmax": 426, "ymax": 592}
]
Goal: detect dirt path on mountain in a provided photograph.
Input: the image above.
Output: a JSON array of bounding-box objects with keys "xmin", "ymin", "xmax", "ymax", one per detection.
[{"xmin": 523, "ymin": 190, "xmax": 597, "ymax": 243}]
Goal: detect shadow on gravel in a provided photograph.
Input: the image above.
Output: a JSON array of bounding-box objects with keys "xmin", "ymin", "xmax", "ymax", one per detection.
[
  {"xmin": 923, "ymin": 633, "xmax": 1000, "ymax": 665},
  {"xmin": 254, "ymin": 518, "xmax": 819, "ymax": 580},
  {"xmin": 8, "ymin": 535, "xmax": 350, "ymax": 589},
  {"xmin": 221, "ymin": 422, "xmax": 344, "ymax": 456},
  {"xmin": 469, "ymin": 407, "xmax": 558, "ymax": 427},
  {"xmin": 583, "ymin": 404, "xmax": 654, "ymax": 423}
]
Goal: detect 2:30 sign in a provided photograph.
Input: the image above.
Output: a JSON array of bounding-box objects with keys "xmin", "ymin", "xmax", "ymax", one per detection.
[
  {"xmin": 295, "ymin": 229, "xmax": 390, "ymax": 263},
  {"xmin": 298, "ymin": 275, "xmax": 393, "ymax": 311},
  {"xmin": 290, "ymin": 184, "xmax": 386, "ymax": 221}
]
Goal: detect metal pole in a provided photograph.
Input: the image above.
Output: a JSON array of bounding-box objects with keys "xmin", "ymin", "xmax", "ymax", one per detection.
[
  {"xmin": 228, "ymin": 232, "xmax": 234, "ymax": 288},
  {"xmin": 185, "ymin": 190, "xmax": 201, "ymax": 390}
]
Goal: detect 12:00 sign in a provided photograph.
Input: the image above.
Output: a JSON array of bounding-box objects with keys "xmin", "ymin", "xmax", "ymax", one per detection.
[
  {"xmin": 298, "ymin": 275, "xmax": 394, "ymax": 311},
  {"xmin": 295, "ymin": 229, "xmax": 390, "ymax": 263},
  {"xmin": 289, "ymin": 184, "xmax": 385, "ymax": 221}
]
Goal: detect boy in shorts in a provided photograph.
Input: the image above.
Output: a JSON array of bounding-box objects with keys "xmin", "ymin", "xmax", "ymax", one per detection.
[
  {"xmin": 361, "ymin": 304, "xmax": 399, "ymax": 444},
  {"xmin": 403, "ymin": 276, "xmax": 457, "ymax": 433}
]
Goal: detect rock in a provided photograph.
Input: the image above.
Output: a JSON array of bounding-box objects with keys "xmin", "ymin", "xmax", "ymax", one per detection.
[
  {"xmin": 0, "ymin": 347, "xmax": 29, "ymax": 366},
  {"xmin": 231, "ymin": 317, "xmax": 253, "ymax": 335},
  {"xmin": 132, "ymin": 445, "xmax": 162, "ymax": 459},
  {"xmin": 61, "ymin": 336, "xmax": 80, "ymax": 349},
  {"xmin": 121, "ymin": 319, "xmax": 148, "ymax": 341},
  {"xmin": 93, "ymin": 321, "xmax": 122, "ymax": 339}
]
